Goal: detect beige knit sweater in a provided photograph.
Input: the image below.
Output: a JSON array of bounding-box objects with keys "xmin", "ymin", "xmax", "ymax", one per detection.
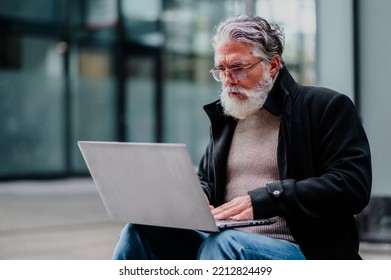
[{"xmin": 224, "ymin": 108, "xmax": 295, "ymax": 242}]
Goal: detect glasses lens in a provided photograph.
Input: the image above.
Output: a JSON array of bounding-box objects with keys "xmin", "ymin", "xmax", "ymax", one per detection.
[
  {"xmin": 210, "ymin": 66, "xmax": 249, "ymax": 82},
  {"xmin": 211, "ymin": 69, "xmax": 222, "ymax": 82},
  {"xmin": 231, "ymin": 68, "xmax": 246, "ymax": 80}
]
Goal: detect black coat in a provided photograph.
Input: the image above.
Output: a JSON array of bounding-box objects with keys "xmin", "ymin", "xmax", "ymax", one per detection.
[{"xmin": 197, "ymin": 66, "xmax": 372, "ymax": 260}]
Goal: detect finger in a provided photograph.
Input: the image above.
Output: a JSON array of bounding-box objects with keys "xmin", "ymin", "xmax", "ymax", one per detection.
[
  {"xmin": 211, "ymin": 203, "xmax": 235, "ymax": 217},
  {"xmin": 211, "ymin": 202, "xmax": 231, "ymax": 215},
  {"xmin": 211, "ymin": 196, "xmax": 252, "ymax": 219},
  {"xmin": 213, "ymin": 206, "xmax": 242, "ymax": 220},
  {"xmin": 231, "ymin": 208, "xmax": 254, "ymax": 221}
]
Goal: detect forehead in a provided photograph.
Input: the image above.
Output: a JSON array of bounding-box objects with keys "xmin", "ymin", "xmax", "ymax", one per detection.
[{"xmin": 214, "ymin": 41, "xmax": 254, "ymax": 64}]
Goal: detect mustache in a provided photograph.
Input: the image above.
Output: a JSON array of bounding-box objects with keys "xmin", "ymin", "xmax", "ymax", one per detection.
[
  {"xmin": 221, "ymin": 85, "xmax": 257, "ymax": 98},
  {"xmin": 222, "ymin": 85, "xmax": 247, "ymax": 94}
]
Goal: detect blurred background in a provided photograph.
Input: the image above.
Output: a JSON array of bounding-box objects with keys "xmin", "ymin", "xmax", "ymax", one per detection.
[{"xmin": 0, "ymin": 0, "xmax": 391, "ymax": 259}]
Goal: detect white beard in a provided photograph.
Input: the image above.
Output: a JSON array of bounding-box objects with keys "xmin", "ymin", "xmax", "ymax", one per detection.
[{"xmin": 219, "ymin": 70, "xmax": 274, "ymax": 120}]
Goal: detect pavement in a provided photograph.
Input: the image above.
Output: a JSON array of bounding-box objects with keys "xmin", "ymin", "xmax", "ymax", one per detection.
[
  {"xmin": 0, "ymin": 178, "xmax": 390, "ymax": 260},
  {"xmin": 0, "ymin": 178, "xmax": 123, "ymax": 260}
]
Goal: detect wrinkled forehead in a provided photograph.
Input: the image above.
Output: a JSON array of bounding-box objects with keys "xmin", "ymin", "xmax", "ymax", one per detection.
[{"xmin": 214, "ymin": 41, "xmax": 256, "ymax": 65}]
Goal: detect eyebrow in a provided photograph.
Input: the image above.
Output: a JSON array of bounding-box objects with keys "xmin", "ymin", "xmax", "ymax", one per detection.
[{"xmin": 215, "ymin": 61, "xmax": 247, "ymax": 69}]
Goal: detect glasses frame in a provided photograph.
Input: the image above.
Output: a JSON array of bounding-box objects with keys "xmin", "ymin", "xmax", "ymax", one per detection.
[{"xmin": 209, "ymin": 59, "xmax": 263, "ymax": 82}]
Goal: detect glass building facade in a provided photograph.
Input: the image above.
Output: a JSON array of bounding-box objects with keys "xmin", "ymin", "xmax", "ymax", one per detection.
[{"xmin": 0, "ymin": 0, "xmax": 316, "ymax": 178}]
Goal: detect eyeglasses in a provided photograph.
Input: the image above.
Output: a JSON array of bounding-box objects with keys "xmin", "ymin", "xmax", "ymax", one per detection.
[{"xmin": 209, "ymin": 59, "xmax": 263, "ymax": 82}]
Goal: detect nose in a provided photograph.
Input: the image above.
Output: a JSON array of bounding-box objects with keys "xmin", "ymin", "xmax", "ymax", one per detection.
[{"xmin": 223, "ymin": 70, "xmax": 239, "ymax": 86}]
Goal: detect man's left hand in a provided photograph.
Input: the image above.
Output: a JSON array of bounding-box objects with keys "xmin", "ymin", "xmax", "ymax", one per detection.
[{"xmin": 211, "ymin": 195, "xmax": 253, "ymax": 221}]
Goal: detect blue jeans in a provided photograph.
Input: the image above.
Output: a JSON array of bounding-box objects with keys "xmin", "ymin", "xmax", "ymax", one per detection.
[{"xmin": 112, "ymin": 224, "xmax": 306, "ymax": 260}]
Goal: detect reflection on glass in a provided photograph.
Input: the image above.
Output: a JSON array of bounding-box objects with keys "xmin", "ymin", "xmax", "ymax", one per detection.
[
  {"xmin": 125, "ymin": 56, "xmax": 156, "ymax": 142},
  {"xmin": 0, "ymin": 37, "xmax": 65, "ymax": 175},
  {"xmin": 70, "ymin": 47, "xmax": 117, "ymax": 172}
]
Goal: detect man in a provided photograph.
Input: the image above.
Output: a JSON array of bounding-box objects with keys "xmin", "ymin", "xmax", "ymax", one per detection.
[{"xmin": 112, "ymin": 15, "xmax": 371, "ymax": 260}]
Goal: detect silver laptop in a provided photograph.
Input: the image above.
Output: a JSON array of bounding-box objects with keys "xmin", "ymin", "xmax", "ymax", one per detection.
[{"xmin": 78, "ymin": 141, "xmax": 276, "ymax": 232}]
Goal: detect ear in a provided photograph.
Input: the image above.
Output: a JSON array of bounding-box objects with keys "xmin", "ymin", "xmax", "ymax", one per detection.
[{"xmin": 269, "ymin": 56, "xmax": 281, "ymax": 78}]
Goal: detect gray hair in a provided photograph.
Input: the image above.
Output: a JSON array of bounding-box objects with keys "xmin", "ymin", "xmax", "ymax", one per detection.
[{"xmin": 212, "ymin": 15, "xmax": 285, "ymax": 63}]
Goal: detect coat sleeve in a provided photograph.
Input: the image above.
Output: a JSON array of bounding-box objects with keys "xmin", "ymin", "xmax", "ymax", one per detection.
[
  {"xmin": 249, "ymin": 93, "xmax": 372, "ymax": 221},
  {"xmin": 197, "ymin": 131, "xmax": 215, "ymax": 204}
]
